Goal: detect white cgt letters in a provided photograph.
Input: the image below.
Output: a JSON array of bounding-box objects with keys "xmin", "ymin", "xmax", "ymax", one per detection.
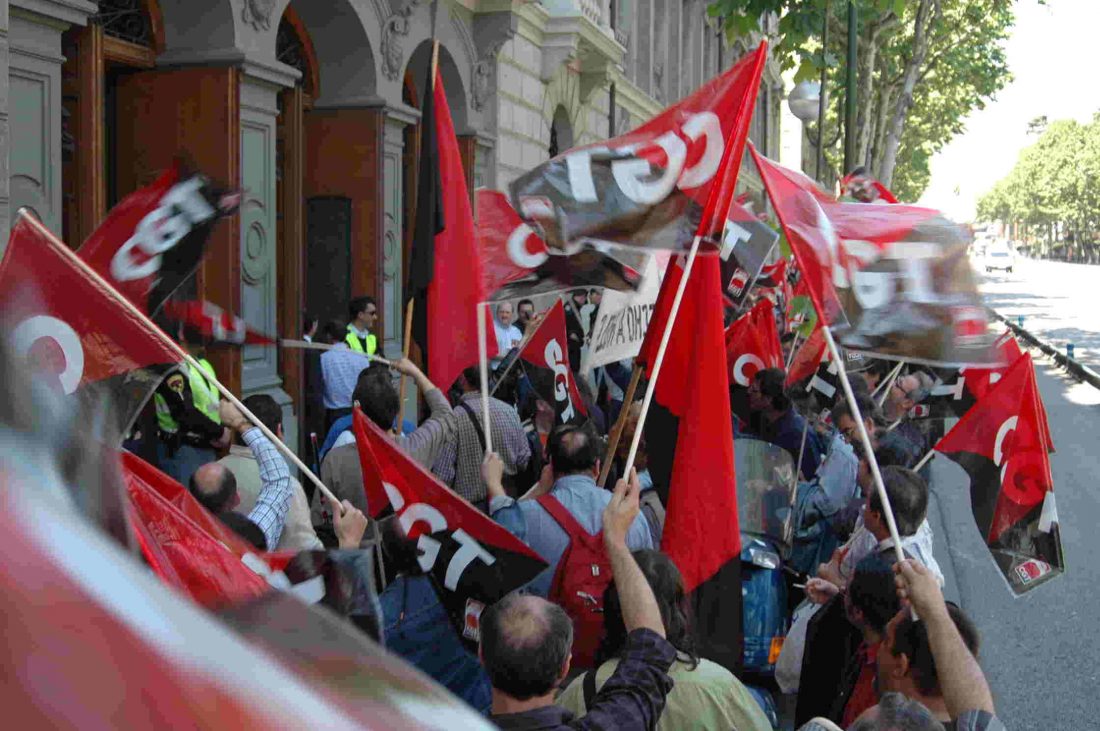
[
  {"xmin": 382, "ymin": 481, "xmax": 496, "ymax": 592},
  {"xmin": 732, "ymin": 353, "xmax": 766, "ymax": 388},
  {"xmin": 543, "ymin": 338, "xmax": 577, "ymax": 423},
  {"xmin": 12, "ymin": 315, "xmax": 85, "ymax": 394},
  {"xmin": 110, "ymin": 177, "xmax": 217, "ymax": 284}
]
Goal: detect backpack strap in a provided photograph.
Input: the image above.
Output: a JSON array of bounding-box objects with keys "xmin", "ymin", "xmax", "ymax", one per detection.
[
  {"xmin": 456, "ymin": 401, "xmax": 487, "ymax": 453},
  {"xmin": 536, "ymin": 493, "xmax": 603, "ymax": 551},
  {"xmin": 582, "ymin": 666, "xmax": 599, "ymax": 710}
]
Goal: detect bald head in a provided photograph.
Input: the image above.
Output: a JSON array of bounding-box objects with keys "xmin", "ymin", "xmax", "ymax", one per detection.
[
  {"xmin": 547, "ymin": 424, "xmax": 599, "ymax": 478},
  {"xmin": 480, "ymin": 593, "xmax": 573, "ymax": 700},
  {"xmin": 189, "ymin": 462, "xmax": 238, "ymax": 514}
]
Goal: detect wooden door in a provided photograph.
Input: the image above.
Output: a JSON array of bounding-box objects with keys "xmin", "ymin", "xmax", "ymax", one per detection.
[{"xmin": 111, "ymin": 66, "xmax": 242, "ymax": 391}]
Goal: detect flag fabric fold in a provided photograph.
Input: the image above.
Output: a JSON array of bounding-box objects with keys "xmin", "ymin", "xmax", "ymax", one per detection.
[
  {"xmin": 932, "ymin": 353, "xmax": 1063, "ymax": 594},
  {"xmin": 509, "ymin": 300, "xmax": 588, "ymax": 425},
  {"xmin": 408, "ymin": 68, "xmax": 496, "ymax": 390},
  {"xmin": 353, "ymin": 407, "xmax": 547, "ymax": 647},
  {"xmin": 510, "ymin": 42, "xmax": 768, "ymax": 254},
  {"xmin": 725, "ymin": 298, "xmax": 784, "ymax": 388},
  {"xmin": 1, "ymin": 213, "xmax": 180, "ymax": 431},
  {"xmin": 750, "ymin": 146, "xmax": 996, "ymax": 367}
]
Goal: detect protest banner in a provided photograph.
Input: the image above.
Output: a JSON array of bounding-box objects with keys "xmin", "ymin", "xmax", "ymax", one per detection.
[{"xmin": 580, "ymin": 255, "xmax": 664, "ymax": 373}]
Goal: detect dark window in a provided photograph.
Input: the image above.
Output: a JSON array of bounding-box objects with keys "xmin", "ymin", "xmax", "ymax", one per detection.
[{"xmin": 93, "ymin": 0, "xmax": 152, "ymax": 48}]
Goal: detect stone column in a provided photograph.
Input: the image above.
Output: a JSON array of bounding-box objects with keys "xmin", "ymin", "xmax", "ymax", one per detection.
[
  {"xmin": 7, "ymin": 0, "xmax": 94, "ymax": 243},
  {"xmin": 0, "ymin": 1, "xmax": 9, "ymax": 241},
  {"xmin": 380, "ymin": 106, "xmax": 415, "ymax": 361}
]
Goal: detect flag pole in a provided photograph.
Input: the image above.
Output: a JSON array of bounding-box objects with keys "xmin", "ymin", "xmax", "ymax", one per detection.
[
  {"xmin": 785, "ymin": 331, "xmax": 802, "ymax": 371},
  {"xmin": 26, "ymin": 214, "xmax": 340, "ymax": 507},
  {"xmin": 477, "ymin": 301, "xmax": 494, "ymax": 454},
  {"xmin": 913, "ymin": 448, "xmax": 935, "ymax": 473},
  {"xmin": 397, "ymin": 299, "xmax": 414, "ymax": 428},
  {"xmin": 821, "ymin": 326, "xmax": 907, "ymax": 565},
  {"xmin": 622, "ymin": 234, "xmax": 704, "ymax": 477},
  {"xmin": 783, "ymin": 416, "xmax": 811, "ymax": 545},
  {"xmin": 597, "ymin": 364, "xmax": 643, "ymax": 488},
  {"xmin": 874, "ymin": 361, "xmax": 905, "ymax": 408}
]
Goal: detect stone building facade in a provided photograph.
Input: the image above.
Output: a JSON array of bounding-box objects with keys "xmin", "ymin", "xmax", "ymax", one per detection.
[{"xmin": 0, "ymin": 0, "xmax": 782, "ymax": 450}]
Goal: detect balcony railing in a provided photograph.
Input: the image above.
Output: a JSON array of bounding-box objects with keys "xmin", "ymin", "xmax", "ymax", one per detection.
[{"xmin": 578, "ymin": 0, "xmax": 609, "ymax": 28}]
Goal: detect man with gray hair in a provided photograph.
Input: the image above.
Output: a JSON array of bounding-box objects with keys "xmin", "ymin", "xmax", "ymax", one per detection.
[{"xmin": 479, "ymin": 470, "xmax": 675, "ymax": 729}]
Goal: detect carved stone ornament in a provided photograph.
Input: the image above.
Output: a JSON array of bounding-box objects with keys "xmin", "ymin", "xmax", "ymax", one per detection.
[
  {"xmin": 241, "ymin": 0, "xmax": 277, "ymax": 32},
  {"xmin": 470, "ymin": 38, "xmax": 507, "ymax": 111},
  {"xmin": 381, "ymin": 0, "xmax": 424, "ymax": 82}
]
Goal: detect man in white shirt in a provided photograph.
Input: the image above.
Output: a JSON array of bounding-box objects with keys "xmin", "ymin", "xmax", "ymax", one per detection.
[{"xmin": 494, "ymin": 302, "xmax": 523, "ymax": 356}]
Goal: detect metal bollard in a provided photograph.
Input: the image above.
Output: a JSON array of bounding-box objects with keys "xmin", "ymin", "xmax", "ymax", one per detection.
[{"xmin": 1067, "ymin": 343, "xmax": 1075, "ymax": 360}]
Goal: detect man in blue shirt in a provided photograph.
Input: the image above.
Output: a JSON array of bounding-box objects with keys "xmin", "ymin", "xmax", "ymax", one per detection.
[
  {"xmin": 487, "ymin": 424, "xmax": 652, "ymax": 597},
  {"xmin": 747, "ymin": 367, "xmax": 822, "ymax": 480}
]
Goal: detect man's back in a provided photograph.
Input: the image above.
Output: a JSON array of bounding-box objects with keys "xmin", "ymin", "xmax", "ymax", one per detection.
[
  {"xmin": 320, "ymin": 345, "xmax": 369, "ymax": 410},
  {"xmin": 219, "ymin": 447, "xmax": 321, "ymax": 551},
  {"xmin": 433, "ymin": 392, "xmax": 531, "ymax": 505},
  {"xmin": 492, "ymin": 474, "xmax": 652, "ymax": 596}
]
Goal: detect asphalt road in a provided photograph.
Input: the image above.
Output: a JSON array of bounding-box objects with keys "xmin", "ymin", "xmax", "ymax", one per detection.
[{"xmin": 927, "ymin": 257, "xmax": 1100, "ymax": 729}]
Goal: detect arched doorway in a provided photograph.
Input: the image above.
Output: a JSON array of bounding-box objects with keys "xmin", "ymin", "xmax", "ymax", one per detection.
[{"xmin": 549, "ymin": 105, "xmax": 574, "ymax": 158}]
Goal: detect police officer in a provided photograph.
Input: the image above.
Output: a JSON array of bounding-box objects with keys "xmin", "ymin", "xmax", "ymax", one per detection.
[
  {"xmin": 154, "ymin": 326, "xmax": 230, "ymax": 485},
  {"xmin": 345, "ymin": 296, "xmax": 379, "ymax": 356}
]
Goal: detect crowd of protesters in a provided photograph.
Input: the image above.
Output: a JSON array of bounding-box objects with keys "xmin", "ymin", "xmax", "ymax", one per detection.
[{"xmin": 120, "ymin": 283, "xmax": 1009, "ymax": 731}]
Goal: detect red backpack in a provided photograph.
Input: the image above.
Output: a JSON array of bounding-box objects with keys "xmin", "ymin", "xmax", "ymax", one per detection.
[{"xmin": 536, "ymin": 494, "xmax": 614, "ymax": 669}]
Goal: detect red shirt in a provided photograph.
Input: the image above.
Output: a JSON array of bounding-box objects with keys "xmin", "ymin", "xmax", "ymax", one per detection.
[{"xmin": 842, "ymin": 641, "xmax": 880, "ymax": 727}]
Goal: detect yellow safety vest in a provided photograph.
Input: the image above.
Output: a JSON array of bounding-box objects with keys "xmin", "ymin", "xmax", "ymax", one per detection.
[
  {"xmin": 155, "ymin": 358, "xmax": 221, "ymax": 433},
  {"xmin": 345, "ymin": 327, "xmax": 378, "ymax": 356}
]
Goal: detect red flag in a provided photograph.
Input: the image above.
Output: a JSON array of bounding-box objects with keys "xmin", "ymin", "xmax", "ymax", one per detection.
[
  {"xmin": 77, "ymin": 162, "xmax": 239, "ymax": 316},
  {"xmin": 476, "ymin": 189, "xmax": 645, "ymax": 301},
  {"xmin": 637, "ymin": 253, "xmax": 739, "ymax": 591},
  {"xmin": 411, "ymin": 69, "xmax": 497, "ymax": 390},
  {"xmin": 0, "ymin": 213, "xmax": 180, "ymax": 430},
  {"xmin": 725, "ymin": 298, "xmax": 783, "ymax": 388},
  {"xmin": 161, "ymin": 299, "xmax": 275, "ymax": 345},
  {"xmin": 932, "ymin": 353, "xmax": 1062, "ymax": 594},
  {"xmin": 353, "ymin": 409, "xmax": 547, "ymax": 647},
  {"xmin": 510, "ymin": 43, "xmax": 768, "ymax": 253},
  {"xmin": 511, "ymin": 300, "xmax": 588, "ymax": 425},
  {"xmin": 751, "ymin": 146, "xmax": 996, "ymax": 367},
  {"xmin": 786, "ymin": 325, "xmax": 828, "ymax": 387}
]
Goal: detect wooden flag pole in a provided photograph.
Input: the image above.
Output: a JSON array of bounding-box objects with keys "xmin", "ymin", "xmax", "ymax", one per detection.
[
  {"xmin": 622, "ymin": 234, "xmax": 704, "ymax": 478},
  {"xmin": 477, "ymin": 301, "xmax": 494, "ymax": 454},
  {"xmin": 913, "ymin": 448, "xmax": 935, "ymax": 473},
  {"xmin": 821, "ymin": 326, "xmax": 907, "ymax": 566},
  {"xmin": 874, "ymin": 361, "xmax": 905, "ymax": 408},
  {"xmin": 785, "ymin": 331, "xmax": 802, "ymax": 371},
  {"xmin": 783, "ymin": 416, "xmax": 811, "ymax": 545},
  {"xmin": 397, "ymin": 299, "xmax": 414, "ymax": 429},
  {"xmin": 26, "ymin": 213, "xmax": 340, "ymax": 507},
  {"xmin": 597, "ymin": 364, "xmax": 643, "ymax": 488}
]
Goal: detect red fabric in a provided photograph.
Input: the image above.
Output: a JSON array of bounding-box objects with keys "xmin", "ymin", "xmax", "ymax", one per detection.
[
  {"xmin": 640, "ymin": 253, "xmax": 739, "ymax": 591},
  {"xmin": 842, "ymin": 641, "xmax": 881, "ymax": 727},
  {"xmin": 161, "ymin": 299, "xmax": 274, "ymax": 345},
  {"xmin": 477, "ymin": 189, "xmax": 550, "ymax": 294},
  {"xmin": 786, "ymin": 326, "xmax": 828, "ymax": 386},
  {"xmin": 934, "ymin": 353, "xmax": 1053, "ymax": 544},
  {"xmin": 966, "ymin": 334, "xmax": 1053, "ymax": 452},
  {"xmin": 514, "ymin": 300, "xmax": 588, "ymax": 423},
  {"xmin": 0, "ymin": 215, "xmax": 179, "ymax": 393},
  {"xmin": 725, "ymin": 298, "xmax": 783, "ymax": 387},
  {"xmin": 426, "ymin": 70, "xmax": 497, "ymax": 389}
]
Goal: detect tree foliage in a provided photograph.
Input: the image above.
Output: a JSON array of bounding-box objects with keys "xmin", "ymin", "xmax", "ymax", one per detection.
[
  {"xmin": 709, "ymin": 0, "xmax": 1013, "ymax": 200},
  {"xmin": 977, "ymin": 118, "xmax": 1100, "ymax": 261}
]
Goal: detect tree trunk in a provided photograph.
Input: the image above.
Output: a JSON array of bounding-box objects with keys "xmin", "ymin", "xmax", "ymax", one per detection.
[
  {"xmin": 870, "ymin": 84, "xmax": 896, "ymax": 177},
  {"xmin": 879, "ymin": 0, "xmax": 940, "ymax": 188},
  {"xmin": 856, "ymin": 15, "xmax": 897, "ymax": 169}
]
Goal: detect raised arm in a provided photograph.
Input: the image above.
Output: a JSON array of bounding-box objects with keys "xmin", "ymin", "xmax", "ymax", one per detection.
[{"xmin": 221, "ymin": 400, "xmax": 292, "ymax": 551}]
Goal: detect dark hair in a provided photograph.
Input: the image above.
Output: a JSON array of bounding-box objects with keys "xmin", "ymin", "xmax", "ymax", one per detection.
[
  {"xmin": 321, "ymin": 319, "xmax": 345, "ymax": 345},
  {"xmin": 598, "ymin": 550, "xmax": 698, "ymax": 668},
  {"xmin": 849, "ymin": 691, "xmax": 945, "ymax": 731},
  {"xmin": 461, "ymin": 365, "xmax": 482, "ymax": 392},
  {"xmin": 348, "ymin": 295, "xmax": 376, "ymax": 322},
  {"xmin": 217, "ymin": 512, "xmax": 266, "ymax": 550},
  {"xmin": 353, "ymin": 366, "xmax": 399, "ymax": 431},
  {"xmin": 832, "ymin": 392, "xmax": 880, "ymax": 428},
  {"xmin": 848, "ymin": 552, "xmax": 902, "ymax": 634},
  {"xmin": 753, "ymin": 367, "xmax": 790, "ymax": 412},
  {"xmin": 189, "ymin": 465, "xmax": 237, "ymax": 514},
  {"xmin": 242, "ymin": 393, "xmax": 282, "ymax": 435},
  {"xmin": 547, "ymin": 423, "xmax": 598, "ymax": 476},
  {"xmin": 518, "ymin": 299, "xmax": 535, "ymax": 310},
  {"xmin": 891, "ymin": 603, "xmax": 979, "ymax": 697},
  {"xmin": 480, "ymin": 593, "xmax": 573, "ymax": 700},
  {"xmin": 869, "ymin": 466, "xmax": 928, "ymax": 537}
]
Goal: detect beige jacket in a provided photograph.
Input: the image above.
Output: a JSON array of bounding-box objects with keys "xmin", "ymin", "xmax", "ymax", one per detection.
[{"xmin": 220, "ymin": 446, "xmax": 323, "ymax": 551}]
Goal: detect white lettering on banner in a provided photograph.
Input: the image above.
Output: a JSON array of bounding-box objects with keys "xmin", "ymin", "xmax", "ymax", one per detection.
[
  {"xmin": 838, "ymin": 239, "xmax": 943, "ymax": 310},
  {"xmin": 732, "ymin": 353, "xmax": 765, "ymax": 387},
  {"xmin": 808, "ymin": 358, "xmax": 839, "ymax": 400},
  {"xmin": 12, "ymin": 315, "xmax": 85, "ymax": 394},
  {"xmin": 544, "ymin": 338, "xmax": 577, "ymax": 422},
  {"xmin": 506, "ymin": 222, "xmax": 547, "ymax": 268},
  {"xmin": 932, "ymin": 374, "xmax": 967, "ymax": 400},
  {"xmin": 382, "ymin": 480, "xmax": 497, "ymax": 590},
  {"xmin": 110, "ymin": 177, "xmax": 217, "ymax": 283},
  {"xmin": 563, "ymin": 112, "xmax": 724, "ymax": 205},
  {"xmin": 993, "ymin": 415, "xmax": 1019, "ymax": 485},
  {"xmin": 721, "ymin": 219, "xmax": 751, "ymax": 261}
]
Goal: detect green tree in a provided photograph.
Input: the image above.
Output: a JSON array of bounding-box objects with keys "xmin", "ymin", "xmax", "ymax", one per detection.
[{"xmin": 709, "ymin": 0, "xmax": 1013, "ymax": 200}]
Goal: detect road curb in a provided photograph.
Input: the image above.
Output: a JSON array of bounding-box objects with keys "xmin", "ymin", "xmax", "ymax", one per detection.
[{"xmin": 987, "ymin": 308, "xmax": 1100, "ymax": 391}]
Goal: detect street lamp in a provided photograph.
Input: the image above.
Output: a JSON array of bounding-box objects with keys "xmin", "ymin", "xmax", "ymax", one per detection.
[{"xmin": 788, "ymin": 80, "xmax": 826, "ymax": 181}]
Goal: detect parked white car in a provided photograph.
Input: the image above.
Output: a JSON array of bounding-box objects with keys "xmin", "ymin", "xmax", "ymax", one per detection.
[{"xmin": 985, "ymin": 244, "xmax": 1015, "ymax": 273}]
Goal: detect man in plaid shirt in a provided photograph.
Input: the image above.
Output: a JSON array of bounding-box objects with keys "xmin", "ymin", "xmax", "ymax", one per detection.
[
  {"xmin": 480, "ymin": 464, "xmax": 675, "ymax": 730},
  {"xmin": 189, "ymin": 400, "xmax": 292, "ymax": 551}
]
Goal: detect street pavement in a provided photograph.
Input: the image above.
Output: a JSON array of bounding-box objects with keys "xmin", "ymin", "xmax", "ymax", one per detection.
[{"xmin": 928, "ymin": 257, "xmax": 1100, "ymax": 729}]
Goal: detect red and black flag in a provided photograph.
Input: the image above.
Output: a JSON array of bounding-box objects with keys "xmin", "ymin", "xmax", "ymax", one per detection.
[
  {"xmin": 353, "ymin": 408, "xmax": 547, "ymax": 649},
  {"xmin": 725, "ymin": 298, "xmax": 783, "ymax": 389},
  {"xmin": 407, "ymin": 67, "xmax": 496, "ymax": 389},
  {"xmin": 786, "ymin": 324, "xmax": 828, "ymax": 387},
  {"xmin": 932, "ymin": 353, "xmax": 1063, "ymax": 594},
  {"xmin": 509, "ymin": 42, "xmax": 767, "ymax": 253},
  {"xmin": 718, "ymin": 200, "xmax": 780, "ymax": 304},
  {"xmin": 751, "ymin": 146, "xmax": 997, "ymax": 367},
  {"xmin": 78, "ymin": 162, "xmax": 239, "ymax": 316},
  {"xmin": 477, "ymin": 189, "xmax": 646, "ymax": 302},
  {"xmin": 506, "ymin": 300, "xmax": 588, "ymax": 426},
  {"xmin": 1, "ymin": 213, "xmax": 180, "ymax": 432},
  {"xmin": 161, "ymin": 299, "xmax": 275, "ymax": 345}
]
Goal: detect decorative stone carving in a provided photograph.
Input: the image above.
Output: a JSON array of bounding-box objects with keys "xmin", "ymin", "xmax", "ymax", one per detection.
[
  {"xmin": 381, "ymin": 0, "xmax": 424, "ymax": 82},
  {"xmin": 241, "ymin": 0, "xmax": 276, "ymax": 32},
  {"xmin": 471, "ymin": 11, "xmax": 518, "ymax": 111},
  {"xmin": 652, "ymin": 62, "xmax": 664, "ymax": 103}
]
